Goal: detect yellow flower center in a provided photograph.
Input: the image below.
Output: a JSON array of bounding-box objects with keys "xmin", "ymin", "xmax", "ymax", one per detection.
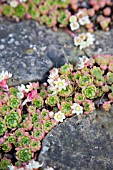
[
  {"xmin": 76, "ymin": 106, "xmax": 81, "ymax": 111},
  {"xmin": 57, "ymin": 114, "xmax": 62, "ymax": 119},
  {"xmin": 58, "ymin": 82, "xmax": 63, "ymax": 86}
]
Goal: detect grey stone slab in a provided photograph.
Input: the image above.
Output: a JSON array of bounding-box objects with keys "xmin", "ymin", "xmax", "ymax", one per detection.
[
  {"xmin": 38, "ymin": 107, "xmax": 113, "ymax": 170},
  {"xmin": 0, "ymin": 18, "xmax": 113, "ymax": 86}
]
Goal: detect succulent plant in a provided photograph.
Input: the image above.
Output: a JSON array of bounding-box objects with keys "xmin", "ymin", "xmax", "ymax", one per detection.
[
  {"xmin": 46, "ymin": 95, "xmax": 58, "ymax": 107},
  {"xmin": 60, "ymin": 101, "xmax": 72, "ymax": 116},
  {"xmin": 0, "ymin": 54, "xmax": 113, "ymax": 168},
  {"xmin": 14, "ymin": 3, "xmax": 26, "ymax": 18},
  {"xmin": 82, "ymin": 85, "xmax": 96, "ymax": 99},
  {"xmin": 5, "ymin": 109, "xmax": 21, "ymax": 129},
  {"xmin": 2, "ymin": 141, "xmax": 12, "ymax": 152},
  {"xmin": 8, "ymin": 97, "xmax": 21, "ymax": 109},
  {"xmin": 0, "ymin": 118, "xmax": 7, "ymax": 136},
  {"xmin": 74, "ymin": 93, "xmax": 85, "ymax": 103},
  {"xmin": 106, "ymin": 72, "xmax": 113, "ymax": 84},
  {"xmin": 30, "ymin": 139, "xmax": 41, "ymax": 152},
  {"xmin": 78, "ymin": 74, "xmax": 93, "ymax": 87},
  {"xmin": 32, "ymin": 129, "xmax": 45, "ymax": 140},
  {"xmin": 43, "ymin": 120, "xmax": 53, "ymax": 133},
  {"xmin": 0, "ymin": 158, "xmax": 11, "ymax": 170},
  {"xmin": 32, "ymin": 96, "xmax": 44, "ymax": 109},
  {"xmin": 16, "ymin": 148, "xmax": 33, "ymax": 162},
  {"xmin": 60, "ymin": 63, "xmax": 73, "ymax": 75}
]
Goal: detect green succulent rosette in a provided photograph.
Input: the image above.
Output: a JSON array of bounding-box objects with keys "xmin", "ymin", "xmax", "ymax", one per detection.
[
  {"xmin": 33, "ymin": 0, "xmax": 43, "ymax": 5},
  {"xmin": 0, "ymin": 93, "xmax": 8, "ymax": 103},
  {"xmin": 74, "ymin": 93, "xmax": 85, "ymax": 103},
  {"xmin": 59, "ymin": 85, "xmax": 73, "ymax": 97},
  {"xmin": 14, "ymin": 4, "xmax": 26, "ymax": 18},
  {"xmin": 27, "ymin": 105, "xmax": 36, "ymax": 113},
  {"xmin": 56, "ymin": 0, "xmax": 70, "ymax": 8},
  {"xmin": 96, "ymin": 87, "xmax": 103, "ymax": 97},
  {"xmin": 61, "ymin": 102, "xmax": 72, "ymax": 116},
  {"xmin": 90, "ymin": 67, "xmax": 104, "ymax": 80},
  {"xmin": 82, "ymin": 85, "xmax": 96, "ymax": 99},
  {"xmin": 40, "ymin": 109, "xmax": 49, "ymax": 120},
  {"xmin": 0, "ymin": 119, "xmax": 7, "ymax": 136},
  {"xmin": 60, "ymin": 63, "xmax": 73, "ymax": 75},
  {"xmin": 33, "ymin": 122, "xmax": 42, "ymax": 129},
  {"xmin": 43, "ymin": 120, "xmax": 53, "ymax": 133},
  {"xmin": 28, "ymin": 4, "xmax": 40, "ymax": 20},
  {"xmin": 30, "ymin": 139, "xmax": 41, "ymax": 152},
  {"xmin": 3, "ymin": 4, "xmax": 13, "ymax": 17},
  {"xmin": 2, "ymin": 141, "xmax": 12, "ymax": 152},
  {"xmin": 40, "ymin": 90, "xmax": 47, "ymax": 99},
  {"xmin": 0, "ymin": 105, "xmax": 10, "ymax": 116},
  {"xmin": 9, "ymin": 87, "xmax": 19, "ymax": 97},
  {"xmin": 46, "ymin": 95, "xmax": 58, "ymax": 107},
  {"xmin": 7, "ymin": 135, "xmax": 16, "ymax": 144},
  {"xmin": 81, "ymin": 67, "xmax": 89, "ymax": 74},
  {"xmin": 106, "ymin": 72, "xmax": 113, "ymax": 84},
  {"xmin": 78, "ymin": 74, "xmax": 93, "ymax": 87},
  {"xmin": 31, "ymin": 113, "xmax": 39, "ymax": 123},
  {"xmin": 0, "ymin": 159, "xmax": 11, "ymax": 170},
  {"xmin": 73, "ymin": 71, "xmax": 82, "ymax": 82},
  {"xmin": 32, "ymin": 129, "xmax": 45, "ymax": 140},
  {"xmin": 5, "ymin": 110, "xmax": 21, "ymax": 129},
  {"xmin": 57, "ymin": 10, "xmax": 70, "ymax": 27},
  {"xmin": 18, "ymin": 135, "xmax": 31, "ymax": 147},
  {"xmin": 8, "ymin": 97, "xmax": 21, "ymax": 109},
  {"xmin": 32, "ymin": 97, "xmax": 43, "ymax": 109},
  {"xmin": 15, "ymin": 128, "xmax": 25, "ymax": 137},
  {"xmin": 16, "ymin": 148, "xmax": 32, "ymax": 162}
]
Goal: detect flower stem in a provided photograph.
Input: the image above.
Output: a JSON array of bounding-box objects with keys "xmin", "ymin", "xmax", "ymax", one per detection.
[{"xmin": 65, "ymin": 28, "xmax": 75, "ymax": 38}]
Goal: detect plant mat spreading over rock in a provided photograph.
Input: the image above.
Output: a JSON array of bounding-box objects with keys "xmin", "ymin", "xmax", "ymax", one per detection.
[{"xmin": 0, "ymin": 54, "xmax": 113, "ymax": 169}]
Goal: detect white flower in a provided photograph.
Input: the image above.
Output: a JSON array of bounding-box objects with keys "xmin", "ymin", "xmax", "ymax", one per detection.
[
  {"xmin": 22, "ymin": 99, "xmax": 28, "ymax": 106},
  {"xmin": 17, "ymin": 91, "xmax": 24, "ymax": 99},
  {"xmin": 74, "ymin": 33, "xmax": 86, "ymax": 47},
  {"xmin": 26, "ymin": 160, "xmax": 43, "ymax": 169},
  {"xmin": 79, "ymin": 56, "xmax": 89, "ymax": 64},
  {"xmin": 18, "ymin": 84, "xmax": 26, "ymax": 92},
  {"xmin": 70, "ymin": 22, "xmax": 80, "ymax": 31},
  {"xmin": 69, "ymin": 15, "xmax": 77, "ymax": 23},
  {"xmin": 54, "ymin": 111, "xmax": 65, "ymax": 122},
  {"xmin": 48, "ymin": 68, "xmax": 59, "ymax": 85},
  {"xmin": 79, "ymin": 16, "xmax": 91, "ymax": 25},
  {"xmin": 25, "ymin": 82, "xmax": 33, "ymax": 93},
  {"xmin": 74, "ymin": 32, "xmax": 95, "ymax": 49},
  {"xmin": 49, "ymin": 68, "xmax": 58, "ymax": 79},
  {"xmin": 79, "ymin": 41, "xmax": 88, "ymax": 50},
  {"xmin": 49, "ymin": 111, "xmax": 54, "ymax": 118},
  {"xmin": 54, "ymin": 78, "xmax": 68, "ymax": 92},
  {"xmin": 0, "ymin": 71, "xmax": 12, "ymax": 82},
  {"xmin": 77, "ymin": 10, "xmax": 85, "ymax": 19},
  {"xmin": 86, "ymin": 33, "xmax": 95, "ymax": 46},
  {"xmin": 77, "ymin": 62, "xmax": 84, "ymax": 69},
  {"xmin": 9, "ymin": 0, "xmax": 18, "ymax": 7},
  {"xmin": 61, "ymin": 0, "xmax": 66, "ymax": 2},
  {"xmin": 71, "ymin": 103, "xmax": 83, "ymax": 115},
  {"xmin": 8, "ymin": 165, "xmax": 15, "ymax": 170}
]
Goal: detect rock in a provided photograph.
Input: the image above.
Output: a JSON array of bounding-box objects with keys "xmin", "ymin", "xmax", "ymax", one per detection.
[
  {"xmin": 0, "ymin": 18, "xmax": 113, "ymax": 86},
  {"xmin": 38, "ymin": 107, "xmax": 113, "ymax": 170},
  {"xmin": 0, "ymin": 19, "xmax": 70, "ymax": 86}
]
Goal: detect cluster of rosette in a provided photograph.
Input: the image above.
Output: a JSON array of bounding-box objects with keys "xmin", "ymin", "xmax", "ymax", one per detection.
[
  {"xmin": 0, "ymin": 0, "xmax": 113, "ymax": 31},
  {"xmin": 0, "ymin": 54, "xmax": 113, "ymax": 169}
]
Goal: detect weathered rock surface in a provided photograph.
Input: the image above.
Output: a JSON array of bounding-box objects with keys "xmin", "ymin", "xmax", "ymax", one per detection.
[
  {"xmin": 38, "ymin": 107, "xmax": 113, "ymax": 170},
  {"xmin": 0, "ymin": 18, "xmax": 113, "ymax": 86}
]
